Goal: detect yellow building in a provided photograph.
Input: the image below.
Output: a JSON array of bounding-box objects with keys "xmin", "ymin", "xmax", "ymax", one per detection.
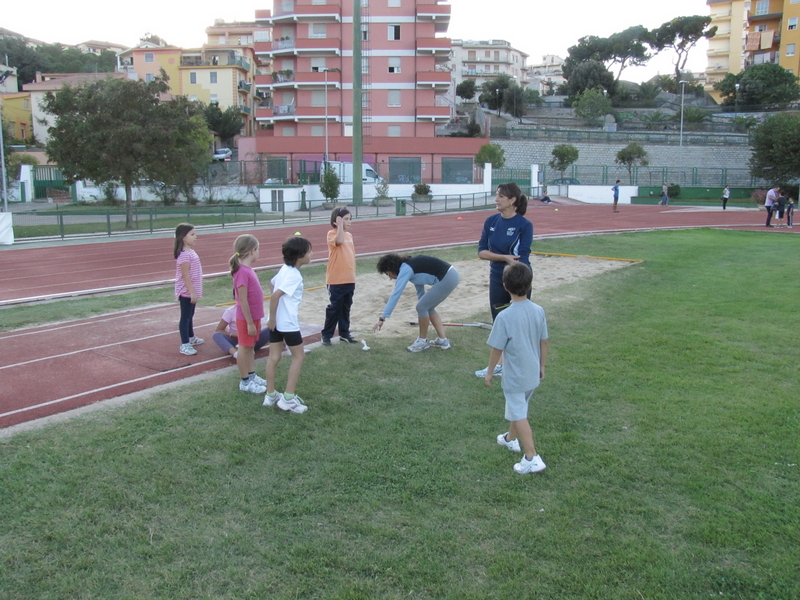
[
  {"xmin": 0, "ymin": 92, "xmax": 32, "ymax": 141},
  {"xmin": 707, "ymin": 0, "xmax": 800, "ymax": 101}
]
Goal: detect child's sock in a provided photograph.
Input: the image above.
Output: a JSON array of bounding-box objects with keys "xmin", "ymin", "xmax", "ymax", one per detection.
[
  {"xmin": 248, "ymin": 372, "xmax": 255, "ymax": 380},
  {"xmin": 284, "ymin": 392, "xmax": 295, "ymax": 400},
  {"xmin": 241, "ymin": 377, "xmax": 249, "ymax": 383}
]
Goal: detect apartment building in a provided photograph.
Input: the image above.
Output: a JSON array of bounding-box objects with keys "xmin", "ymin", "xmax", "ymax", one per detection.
[
  {"xmin": 706, "ymin": 0, "xmax": 800, "ymax": 99},
  {"xmin": 527, "ymin": 55, "xmax": 565, "ymax": 96},
  {"xmin": 75, "ymin": 40, "xmax": 129, "ymax": 56},
  {"xmin": 252, "ymin": 0, "xmax": 484, "ymax": 184},
  {"xmin": 449, "ymin": 38, "xmax": 529, "ymax": 91},
  {"xmin": 0, "ymin": 92, "xmax": 32, "ymax": 141}
]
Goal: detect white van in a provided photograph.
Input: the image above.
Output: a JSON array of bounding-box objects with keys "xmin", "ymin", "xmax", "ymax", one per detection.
[{"xmin": 322, "ymin": 161, "xmax": 383, "ymax": 184}]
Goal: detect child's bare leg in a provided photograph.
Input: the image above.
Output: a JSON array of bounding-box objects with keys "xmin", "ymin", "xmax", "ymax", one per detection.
[
  {"xmin": 237, "ymin": 346, "xmax": 255, "ymax": 378},
  {"xmin": 429, "ymin": 312, "xmax": 447, "ymax": 339},
  {"xmin": 284, "ymin": 343, "xmax": 306, "ymax": 395},
  {"xmin": 265, "ymin": 343, "xmax": 284, "ymax": 394},
  {"xmin": 416, "ymin": 316, "xmax": 430, "ymax": 339},
  {"xmin": 509, "ymin": 419, "xmax": 537, "ymax": 460}
]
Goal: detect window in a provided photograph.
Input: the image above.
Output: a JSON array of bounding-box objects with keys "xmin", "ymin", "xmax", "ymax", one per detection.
[
  {"xmin": 210, "ymin": 94, "xmax": 218, "ymax": 104},
  {"xmin": 311, "ymin": 90, "xmax": 325, "ymax": 107},
  {"xmin": 210, "ymin": 72, "xmax": 218, "ymax": 84},
  {"xmin": 145, "ymin": 53, "xmax": 154, "ymax": 63},
  {"xmin": 311, "ymin": 57, "xmax": 326, "ymax": 72},
  {"xmin": 389, "ymin": 157, "xmax": 422, "ymax": 183},
  {"xmin": 190, "ymin": 72, "xmax": 197, "ymax": 84},
  {"xmin": 20, "ymin": 123, "xmax": 26, "ymax": 139},
  {"xmin": 442, "ymin": 158, "xmax": 474, "ymax": 184},
  {"xmin": 388, "ymin": 25, "xmax": 400, "ymax": 40},
  {"xmin": 787, "ymin": 43, "xmax": 796, "ymax": 56},
  {"xmin": 388, "ymin": 0, "xmax": 401, "ymax": 6},
  {"xmin": 468, "ymin": 51, "xmax": 476, "ymax": 61},
  {"xmin": 23, "ymin": 99, "xmax": 30, "ymax": 109},
  {"xmin": 311, "ymin": 23, "xmax": 327, "ymax": 38},
  {"xmin": 218, "ymin": 36, "xmax": 226, "ymax": 44},
  {"xmin": 494, "ymin": 51, "xmax": 500, "ymax": 61},
  {"xmin": 755, "ymin": 0, "xmax": 769, "ymax": 15},
  {"xmin": 388, "ymin": 57, "xmax": 401, "ymax": 73},
  {"xmin": 361, "ymin": 24, "xmax": 369, "ymax": 41},
  {"xmin": 484, "ymin": 50, "xmax": 490, "ymax": 58},
  {"xmin": 755, "ymin": 24, "xmax": 768, "ymax": 31},
  {"xmin": 361, "ymin": 0, "xmax": 368, "ymax": 6},
  {"xmin": 387, "ymin": 125, "xmax": 401, "ymax": 137},
  {"xmin": 789, "ymin": 17, "xmax": 798, "ymax": 30},
  {"xmin": 145, "ymin": 73, "xmax": 155, "ymax": 82},
  {"xmin": 312, "ymin": 0, "xmax": 326, "ymax": 4},
  {"xmin": 362, "ymin": 56, "xmax": 370, "ymax": 74},
  {"xmin": 387, "ymin": 90, "xmax": 401, "ymax": 107},
  {"xmin": 281, "ymin": 126, "xmax": 296, "ymax": 137},
  {"xmin": 310, "ymin": 125, "xmax": 324, "ymax": 136}
]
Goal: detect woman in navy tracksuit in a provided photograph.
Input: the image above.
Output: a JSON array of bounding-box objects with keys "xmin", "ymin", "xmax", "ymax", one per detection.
[{"xmin": 475, "ymin": 182, "xmax": 533, "ymax": 377}]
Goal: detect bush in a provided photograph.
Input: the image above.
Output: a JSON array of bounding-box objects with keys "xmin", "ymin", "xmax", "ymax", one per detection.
[
  {"xmin": 413, "ymin": 182, "xmax": 431, "ymax": 196},
  {"xmin": 751, "ymin": 189, "xmax": 767, "ymax": 205},
  {"xmin": 667, "ymin": 184, "xmax": 681, "ymax": 199}
]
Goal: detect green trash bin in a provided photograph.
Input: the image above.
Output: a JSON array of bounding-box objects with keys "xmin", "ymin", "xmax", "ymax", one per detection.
[{"xmin": 395, "ymin": 198, "xmax": 406, "ymax": 216}]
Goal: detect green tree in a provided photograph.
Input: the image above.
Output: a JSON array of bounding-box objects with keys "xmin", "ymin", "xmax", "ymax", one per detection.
[
  {"xmin": 549, "ymin": 145, "xmax": 579, "ymax": 180},
  {"xmin": 319, "ymin": 162, "xmax": 341, "ymax": 202},
  {"xmin": 564, "ymin": 26, "xmax": 651, "ymax": 82},
  {"xmin": 675, "ymin": 106, "xmax": 710, "ymax": 130},
  {"xmin": 204, "ymin": 103, "xmax": 245, "ymax": 148},
  {"xmin": 650, "ymin": 16, "xmax": 717, "ymax": 82},
  {"xmin": 563, "ymin": 60, "xmax": 616, "ymax": 101},
  {"xmin": 41, "ymin": 72, "xmax": 212, "ymax": 227},
  {"xmin": 474, "ymin": 143, "xmax": 505, "ymax": 169},
  {"xmin": 523, "ymin": 88, "xmax": 544, "ymax": 107},
  {"xmin": 637, "ymin": 81, "xmax": 661, "ymax": 101},
  {"xmin": 502, "ymin": 84, "xmax": 526, "ymax": 119},
  {"xmin": 749, "ymin": 113, "xmax": 800, "ymax": 184},
  {"xmin": 479, "ymin": 74, "xmax": 514, "ymax": 111},
  {"xmin": 0, "ymin": 38, "xmax": 116, "ymax": 85},
  {"xmin": 456, "ymin": 80, "xmax": 477, "ymax": 101},
  {"xmin": 615, "ymin": 142, "xmax": 649, "ymax": 180},
  {"xmin": 572, "ymin": 88, "xmax": 613, "ymax": 123},
  {"xmin": 714, "ymin": 63, "xmax": 800, "ymax": 107}
]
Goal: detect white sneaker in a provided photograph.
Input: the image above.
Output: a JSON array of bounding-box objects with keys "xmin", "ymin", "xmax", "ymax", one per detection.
[
  {"xmin": 189, "ymin": 336, "xmax": 204, "ymax": 345},
  {"xmin": 407, "ymin": 338, "xmax": 431, "ymax": 352},
  {"xmin": 277, "ymin": 394, "xmax": 308, "ymax": 414},
  {"xmin": 239, "ymin": 379, "xmax": 266, "ymax": 394},
  {"xmin": 513, "ymin": 454, "xmax": 547, "ymax": 474},
  {"xmin": 263, "ymin": 391, "xmax": 283, "ymax": 407},
  {"xmin": 497, "ymin": 432, "xmax": 521, "ymax": 452},
  {"xmin": 475, "ymin": 365, "xmax": 502, "ymax": 378},
  {"xmin": 179, "ymin": 343, "xmax": 197, "ymax": 355},
  {"xmin": 429, "ymin": 337, "xmax": 451, "ymax": 350},
  {"xmin": 250, "ymin": 374, "xmax": 267, "ymax": 387}
]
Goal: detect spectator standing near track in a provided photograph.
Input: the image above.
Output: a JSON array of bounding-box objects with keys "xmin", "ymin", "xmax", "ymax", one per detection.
[
  {"xmin": 721, "ymin": 186, "xmax": 730, "ymax": 210},
  {"xmin": 230, "ymin": 234, "xmax": 268, "ymax": 395},
  {"xmin": 661, "ymin": 183, "xmax": 669, "ymax": 206},
  {"xmin": 485, "ymin": 262, "xmax": 549, "ymax": 475},
  {"xmin": 475, "ymin": 182, "xmax": 533, "ymax": 378},
  {"xmin": 775, "ymin": 192, "xmax": 787, "ymax": 228},
  {"xmin": 786, "ymin": 197, "xmax": 795, "ymax": 228},
  {"xmin": 372, "ymin": 253, "xmax": 460, "ymax": 352},
  {"xmin": 174, "ymin": 223, "xmax": 204, "ymax": 356},
  {"xmin": 213, "ymin": 305, "xmax": 270, "ymax": 359},
  {"xmin": 612, "ymin": 180, "xmax": 620, "ymax": 212},
  {"xmin": 765, "ymin": 185, "xmax": 779, "ymax": 227},
  {"xmin": 263, "ymin": 236, "xmax": 314, "ymax": 414},
  {"xmin": 321, "ymin": 206, "xmax": 358, "ymax": 346}
]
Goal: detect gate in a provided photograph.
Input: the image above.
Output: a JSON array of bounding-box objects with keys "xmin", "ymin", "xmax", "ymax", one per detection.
[
  {"xmin": 33, "ymin": 165, "xmax": 70, "ymax": 200},
  {"xmin": 491, "ymin": 168, "xmax": 531, "ymax": 191}
]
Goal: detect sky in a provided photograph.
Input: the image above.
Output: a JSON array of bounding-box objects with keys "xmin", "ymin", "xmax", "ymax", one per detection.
[{"xmin": 3, "ymin": 0, "xmax": 710, "ymax": 82}]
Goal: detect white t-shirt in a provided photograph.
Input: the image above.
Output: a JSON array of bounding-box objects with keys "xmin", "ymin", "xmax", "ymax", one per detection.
[{"xmin": 270, "ymin": 264, "xmax": 303, "ymax": 332}]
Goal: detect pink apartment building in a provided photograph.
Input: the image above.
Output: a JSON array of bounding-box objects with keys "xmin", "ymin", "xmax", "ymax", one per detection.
[{"xmin": 253, "ymin": 0, "xmax": 485, "ymax": 184}]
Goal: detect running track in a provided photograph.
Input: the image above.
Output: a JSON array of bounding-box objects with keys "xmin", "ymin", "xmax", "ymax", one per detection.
[{"xmin": 1, "ymin": 204, "xmax": 794, "ymax": 429}]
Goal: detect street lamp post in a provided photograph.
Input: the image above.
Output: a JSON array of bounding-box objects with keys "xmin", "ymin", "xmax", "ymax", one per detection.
[
  {"xmin": 679, "ymin": 80, "xmax": 687, "ymax": 149},
  {"xmin": 496, "ymin": 88, "xmax": 501, "ymax": 116},
  {"xmin": 734, "ymin": 82, "xmax": 740, "ymax": 121}
]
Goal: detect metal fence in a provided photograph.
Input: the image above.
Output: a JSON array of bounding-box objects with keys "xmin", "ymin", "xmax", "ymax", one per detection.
[
  {"xmin": 491, "ymin": 127, "xmax": 751, "ymax": 147},
  {"xmin": 539, "ymin": 165, "xmax": 770, "ymax": 188}
]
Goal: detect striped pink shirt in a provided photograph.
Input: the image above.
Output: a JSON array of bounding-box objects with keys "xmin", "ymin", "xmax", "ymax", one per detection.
[{"xmin": 175, "ymin": 249, "xmax": 203, "ymax": 299}]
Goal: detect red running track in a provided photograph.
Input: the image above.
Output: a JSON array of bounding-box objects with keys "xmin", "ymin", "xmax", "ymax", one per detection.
[{"xmin": 1, "ymin": 204, "xmax": 794, "ymax": 429}]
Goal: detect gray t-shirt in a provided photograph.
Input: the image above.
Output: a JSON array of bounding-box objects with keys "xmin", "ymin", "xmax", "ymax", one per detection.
[{"xmin": 487, "ymin": 300, "xmax": 548, "ymax": 393}]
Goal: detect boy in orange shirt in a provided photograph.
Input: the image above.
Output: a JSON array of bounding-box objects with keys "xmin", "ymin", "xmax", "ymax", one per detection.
[{"xmin": 321, "ymin": 207, "xmax": 358, "ymax": 345}]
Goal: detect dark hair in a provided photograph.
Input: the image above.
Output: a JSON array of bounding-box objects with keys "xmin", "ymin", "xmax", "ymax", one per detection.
[
  {"xmin": 282, "ymin": 236, "xmax": 312, "ymax": 266},
  {"xmin": 503, "ymin": 262, "xmax": 532, "ymax": 297},
  {"xmin": 173, "ymin": 223, "xmax": 194, "ymax": 259},
  {"xmin": 496, "ymin": 182, "xmax": 528, "ymax": 216},
  {"xmin": 229, "ymin": 234, "xmax": 259, "ymax": 276},
  {"xmin": 376, "ymin": 252, "xmax": 411, "ymax": 276},
  {"xmin": 330, "ymin": 206, "xmax": 351, "ymax": 228},
  {"xmin": 615, "ymin": 180, "xmax": 621, "ymax": 184}
]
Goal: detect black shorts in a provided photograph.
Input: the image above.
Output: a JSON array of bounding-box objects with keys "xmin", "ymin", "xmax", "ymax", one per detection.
[{"xmin": 269, "ymin": 329, "xmax": 303, "ymax": 347}]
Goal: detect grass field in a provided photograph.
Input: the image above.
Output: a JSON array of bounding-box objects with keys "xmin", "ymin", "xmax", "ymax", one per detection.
[{"xmin": 1, "ymin": 230, "xmax": 798, "ymax": 599}]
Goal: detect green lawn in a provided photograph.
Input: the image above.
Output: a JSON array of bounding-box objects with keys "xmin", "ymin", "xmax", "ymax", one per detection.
[{"xmin": 1, "ymin": 230, "xmax": 798, "ymax": 599}]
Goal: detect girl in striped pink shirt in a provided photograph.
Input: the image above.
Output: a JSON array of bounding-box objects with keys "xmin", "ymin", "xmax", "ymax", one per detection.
[{"xmin": 174, "ymin": 223, "xmax": 204, "ymax": 355}]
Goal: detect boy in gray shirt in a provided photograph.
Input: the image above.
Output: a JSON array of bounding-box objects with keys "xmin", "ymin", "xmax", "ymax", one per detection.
[{"xmin": 484, "ymin": 262, "xmax": 549, "ymax": 474}]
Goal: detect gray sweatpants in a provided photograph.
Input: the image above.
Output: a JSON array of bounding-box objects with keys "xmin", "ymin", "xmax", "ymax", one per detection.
[{"xmin": 415, "ymin": 267, "xmax": 460, "ymax": 317}]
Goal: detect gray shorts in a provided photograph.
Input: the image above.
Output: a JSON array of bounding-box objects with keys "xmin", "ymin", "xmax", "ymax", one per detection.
[{"xmin": 505, "ymin": 389, "xmax": 535, "ymax": 422}]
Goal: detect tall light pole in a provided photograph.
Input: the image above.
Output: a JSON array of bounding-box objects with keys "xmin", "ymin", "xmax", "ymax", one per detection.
[
  {"xmin": 679, "ymin": 80, "xmax": 687, "ymax": 148},
  {"xmin": 496, "ymin": 88, "xmax": 501, "ymax": 116},
  {"xmin": 323, "ymin": 68, "xmax": 340, "ymax": 164},
  {"xmin": 734, "ymin": 82, "xmax": 740, "ymax": 121}
]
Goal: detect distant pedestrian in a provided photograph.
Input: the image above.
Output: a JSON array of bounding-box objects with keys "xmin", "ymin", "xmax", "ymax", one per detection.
[
  {"xmin": 174, "ymin": 223, "xmax": 204, "ymax": 356},
  {"xmin": 612, "ymin": 180, "xmax": 620, "ymax": 212},
  {"xmin": 721, "ymin": 186, "xmax": 730, "ymax": 210},
  {"xmin": 660, "ymin": 183, "xmax": 669, "ymax": 206},
  {"xmin": 765, "ymin": 185, "xmax": 779, "ymax": 227},
  {"xmin": 787, "ymin": 197, "xmax": 794, "ymax": 228}
]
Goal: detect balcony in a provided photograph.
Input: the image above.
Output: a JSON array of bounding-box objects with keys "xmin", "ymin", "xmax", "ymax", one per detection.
[
  {"xmin": 238, "ymin": 80, "xmax": 252, "ymax": 93},
  {"xmin": 416, "ymin": 71, "xmax": 451, "ymax": 88},
  {"xmin": 416, "ymin": 106, "xmax": 450, "ymax": 122},
  {"xmin": 417, "ymin": 37, "xmax": 451, "ymax": 63},
  {"xmin": 268, "ymin": 3, "xmax": 342, "ymax": 24},
  {"xmin": 239, "ymin": 104, "xmax": 251, "ymax": 115},
  {"xmin": 180, "ymin": 54, "xmax": 251, "ymax": 70},
  {"xmin": 416, "ymin": 3, "xmax": 451, "ymax": 33}
]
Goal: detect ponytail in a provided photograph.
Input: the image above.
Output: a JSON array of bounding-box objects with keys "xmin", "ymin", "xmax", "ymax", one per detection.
[{"xmin": 230, "ymin": 234, "xmax": 259, "ymax": 276}]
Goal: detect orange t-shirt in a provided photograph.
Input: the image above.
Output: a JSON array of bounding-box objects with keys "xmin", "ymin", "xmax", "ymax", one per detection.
[{"xmin": 326, "ymin": 229, "xmax": 356, "ymax": 285}]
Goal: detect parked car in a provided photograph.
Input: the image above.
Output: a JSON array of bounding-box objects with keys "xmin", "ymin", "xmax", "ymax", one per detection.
[
  {"xmin": 548, "ymin": 178, "xmax": 580, "ymax": 185},
  {"xmin": 212, "ymin": 148, "xmax": 233, "ymax": 162}
]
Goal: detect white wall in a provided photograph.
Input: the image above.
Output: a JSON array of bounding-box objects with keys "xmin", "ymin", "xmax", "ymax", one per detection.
[{"xmin": 567, "ymin": 185, "xmax": 636, "ymax": 205}]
